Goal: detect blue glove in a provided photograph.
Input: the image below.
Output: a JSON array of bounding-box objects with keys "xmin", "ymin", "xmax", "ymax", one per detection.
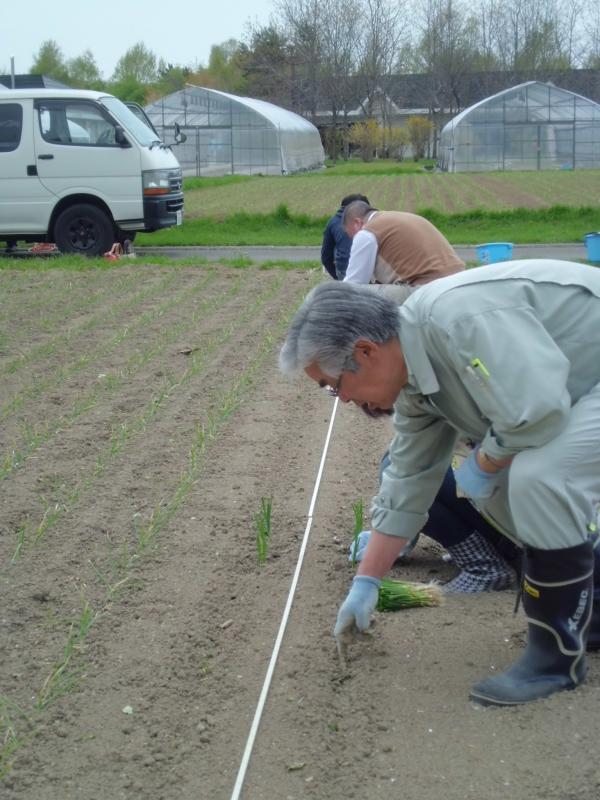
[
  {"xmin": 454, "ymin": 449, "xmax": 499, "ymax": 500},
  {"xmin": 334, "ymin": 575, "xmax": 381, "ymax": 638},
  {"xmin": 348, "ymin": 530, "xmax": 419, "ymax": 563}
]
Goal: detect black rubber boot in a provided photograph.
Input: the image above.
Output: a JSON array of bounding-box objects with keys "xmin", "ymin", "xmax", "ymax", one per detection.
[
  {"xmin": 470, "ymin": 540, "xmax": 593, "ymax": 706},
  {"xmin": 588, "ymin": 536, "xmax": 600, "ymax": 651}
]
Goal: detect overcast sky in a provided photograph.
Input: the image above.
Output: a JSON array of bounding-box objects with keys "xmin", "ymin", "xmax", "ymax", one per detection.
[{"xmin": 3, "ymin": 0, "xmax": 276, "ymax": 78}]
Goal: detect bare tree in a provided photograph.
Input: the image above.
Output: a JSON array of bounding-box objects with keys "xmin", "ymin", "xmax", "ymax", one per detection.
[
  {"xmin": 275, "ymin": 0, "xmax": 324, "ymax": 118},
  {"xmin": 237, "ymin": 25, "xmax": 293, "ymax": 107},
  {"xmin": 582, "ymin": 0, "xmax": 600, "ymax": 66},
  {"xmin": 412, "ymin": 0, "xmax": 479, "ymax": 153},
  {"xmin": 318, "ymin": 0, "xmax": 363, "ymax": 158},
  {"xmin": 356, "ymin": 0, "xmax": 410, "ymax": 127}
]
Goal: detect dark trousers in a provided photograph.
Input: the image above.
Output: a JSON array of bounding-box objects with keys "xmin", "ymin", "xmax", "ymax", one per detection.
[{"xmin": 379, "ymin": 455, "xmax": 521, "ymax": 565}]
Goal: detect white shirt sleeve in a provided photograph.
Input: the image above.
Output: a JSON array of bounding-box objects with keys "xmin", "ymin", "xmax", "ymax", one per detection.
[{"xmin": 343, "ymin": 230, "xmax": 378, "ymax": 284}]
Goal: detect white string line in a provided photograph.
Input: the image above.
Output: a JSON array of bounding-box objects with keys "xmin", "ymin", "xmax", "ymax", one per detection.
[{"xmin": 230, "ymin": 397, "xmax": 340, "ymax": 800}]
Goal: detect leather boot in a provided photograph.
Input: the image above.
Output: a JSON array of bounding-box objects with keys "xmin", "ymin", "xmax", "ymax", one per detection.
[{"xmin": 470, "ymin": 540, "xmax": 593, "ymax": 706}]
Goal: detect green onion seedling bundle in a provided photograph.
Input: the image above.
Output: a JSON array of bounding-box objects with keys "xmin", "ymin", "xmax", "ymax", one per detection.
[{"xmin": 377, "ymin": 579, "xmax": 443, "ymax": 611}]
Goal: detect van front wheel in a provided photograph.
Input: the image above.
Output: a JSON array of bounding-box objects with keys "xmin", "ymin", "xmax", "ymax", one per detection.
[{"xmin": 54, "ymin": 204, "xmax": 115, "ymax": 257}]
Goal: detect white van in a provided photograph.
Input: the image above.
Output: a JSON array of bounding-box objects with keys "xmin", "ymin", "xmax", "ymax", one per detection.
[{"xmin": 0, "ymin": 89, "xmax": 184, "ymax": 255}]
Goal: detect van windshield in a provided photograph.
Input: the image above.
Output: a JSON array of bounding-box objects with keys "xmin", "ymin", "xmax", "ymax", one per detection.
[{"xmin": 100, "ymin": 96, "xmax": 160, "ymax": 147}]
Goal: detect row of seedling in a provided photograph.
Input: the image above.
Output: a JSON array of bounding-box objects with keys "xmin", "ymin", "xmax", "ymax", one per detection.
[
  {"xmin": 0, "ymin": 273, "xmax": 317, "ymax": 780},
  {"xmin": 0, "ymin": 268, "xmax": 143, "ymax": 356},
  {"xmin": 2, "ymin": 267, "xmax": 220, "ymax": 417},
  {"xmin": 1, "ymin": 271, "xmax": 250, "ymax": 478},
  {"xmin": 7, "ymin": 272, "xmax": 289, "ymax": 562}
]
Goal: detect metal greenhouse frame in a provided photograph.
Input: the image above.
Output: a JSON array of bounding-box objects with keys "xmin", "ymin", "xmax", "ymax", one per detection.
[
  {"xmin": 439, "ymin": 81, "xmax": 600, "ymax": 172},
  {"xmin": 145, "ymin": 85, "xmax": 324, "ymax": 177}
]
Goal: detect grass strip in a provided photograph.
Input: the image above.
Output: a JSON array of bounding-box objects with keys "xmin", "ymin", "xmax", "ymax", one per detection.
[
  {"xmin": 135, "ymin": 203, "xmax": 600, "ymax": 247},
  {"xmin": 417, "ymin": 204, "xmax": 600, "ymax": 245},
  {"xmin": 0, "ymin": 253, "xmax": 319, "ymax": 271}
]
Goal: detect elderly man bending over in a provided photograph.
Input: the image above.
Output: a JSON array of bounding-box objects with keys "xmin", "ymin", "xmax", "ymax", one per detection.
[{"xmin": 279, "ymin": 259, "xmax": 600, "ymax": 706}]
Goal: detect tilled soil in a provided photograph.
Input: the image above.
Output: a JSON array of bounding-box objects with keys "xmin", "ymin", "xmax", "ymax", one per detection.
[{"xmin": 1, "ymin": 264, "xmax": 599, "ymax": 800}]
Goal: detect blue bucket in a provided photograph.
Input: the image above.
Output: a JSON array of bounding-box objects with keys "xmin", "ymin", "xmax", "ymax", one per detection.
[
  {"xmin": 476, "ymin": 242, "xmax": 514, "ymax": 265},
  {"xmin": 584, "ymin": 233, "xmax": 600, "ymax": 263}
]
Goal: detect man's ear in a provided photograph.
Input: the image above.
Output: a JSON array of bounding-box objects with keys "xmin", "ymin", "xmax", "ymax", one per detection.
[{"xmin": 353, "ymin": 339, "xmax": 378, "ymax": 365}]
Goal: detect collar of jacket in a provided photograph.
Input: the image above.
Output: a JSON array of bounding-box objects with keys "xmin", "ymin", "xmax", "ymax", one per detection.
[{"xmin": 397, "ymin": 321, "xmax": 440, "ymax": 396}]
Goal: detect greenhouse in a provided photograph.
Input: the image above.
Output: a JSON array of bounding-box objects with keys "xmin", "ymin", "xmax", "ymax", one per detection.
[
  {"xmin": 438, "ymin": 81, "xmax": 600, "ymax": 172},
  {"xmin": 145, "ymin": 86, "xmax": 324, "ymax": 177}
]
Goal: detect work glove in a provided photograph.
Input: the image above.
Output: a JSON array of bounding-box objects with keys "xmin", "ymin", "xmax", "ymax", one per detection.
[
  {"xmin": 347, "ymin": 530, "xmax": 419, "ymax": 563},
  {"xmin": 348, "ymin": 530, "xmax": 371, "ymax": 563},
  {"xmin": 334, "ymin": 575, "xmax": 381, "ymax": 638},
  {"xmin": 454, "ymin": 449, "xmax": 500, "ymax": 501}
]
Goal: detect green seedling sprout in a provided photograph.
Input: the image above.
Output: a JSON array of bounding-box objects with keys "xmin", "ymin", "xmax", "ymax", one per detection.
[
  {"xmin": 350, "ymin": 500, "xmax": 364, "ymax": 567},
  {"xmin": 255, "ymin": 497, "xmax": 273, "ymax": 564}
]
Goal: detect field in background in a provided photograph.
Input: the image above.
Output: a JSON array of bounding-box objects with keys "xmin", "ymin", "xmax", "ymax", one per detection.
[
  {"xmin": 181, "ymin": 169, "xmax": 600, "ymax": 217},
  {"xmin": 136, "ymin": 168, "xmax": 600, "ymax": 247}
]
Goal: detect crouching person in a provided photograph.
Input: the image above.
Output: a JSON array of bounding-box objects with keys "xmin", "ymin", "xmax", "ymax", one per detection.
[{"xmin": 279, "ymin": 260, "xmax": 600, "ymax": 706}]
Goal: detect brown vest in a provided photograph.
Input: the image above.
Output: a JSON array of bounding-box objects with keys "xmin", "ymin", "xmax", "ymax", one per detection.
[{"xmin": 363, "ymin": 211, "xmax": 465, "ymax": 285}]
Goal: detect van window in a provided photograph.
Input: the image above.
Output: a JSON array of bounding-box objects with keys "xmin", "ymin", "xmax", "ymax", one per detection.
[
  {"xmin": 36, "ymin": 100, "xmax": 120, "ymax": 146},
  {"xmin": 0, "ymin": 103, "xmax": 23, "ymax": 152}
]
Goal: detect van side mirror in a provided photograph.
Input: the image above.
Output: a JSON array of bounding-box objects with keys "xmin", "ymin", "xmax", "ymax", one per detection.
[
  {"xmin": 115, "ymin": 126, "xmax": 131, "ymax": 147},
  {"xmin": 174, "ymin": 123, "xmax": 187, "ymax": 145}
]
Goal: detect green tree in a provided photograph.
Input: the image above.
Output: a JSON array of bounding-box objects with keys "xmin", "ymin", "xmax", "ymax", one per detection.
[
  {"xmin": 514, "ymin": 21, "xmax": 570, "ymax": 71},
  {"xmin": 110, "ymin": 77, "xmax": 148, "ymax": 105},
  {"xmin": 68, "ymin": 50, "xmax": 104, "ymax": 89},
  {"xmin": 155, "ymin": 61, "xmax": 191, "ymax": 95},
  {"xmin": 236, "ymin": 25, "xmax": 291, "ymax": 106},
  {"xmin": 112, "ymin": 42, "xmax": 157, "ymax": 85},
  {"xmin": 208, "ymin": 39, "xmax": 246, "ymax": 91},
  {"xmin": 30, "ymin": 39, "xmax": 69, "ymax": 83}
]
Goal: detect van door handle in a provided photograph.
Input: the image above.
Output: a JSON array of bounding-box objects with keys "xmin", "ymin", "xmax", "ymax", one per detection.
[{"xmin": 38, "ymin": 154, "xmax": 54, "ymax": 160}]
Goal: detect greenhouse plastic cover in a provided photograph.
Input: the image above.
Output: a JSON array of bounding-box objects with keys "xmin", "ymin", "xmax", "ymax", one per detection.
[
  {"xmin": 145, "ymin": 85, "xmax": 324, "ymax": 176},
  {"xmin": 439, "ymin": 81, "xmax": 600, "ymax": 172}
]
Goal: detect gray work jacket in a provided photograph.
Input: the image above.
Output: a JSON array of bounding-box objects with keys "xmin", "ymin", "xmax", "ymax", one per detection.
[{"xmin": 371, "ymin": 259, "xmax": 600, "ymax": 539}]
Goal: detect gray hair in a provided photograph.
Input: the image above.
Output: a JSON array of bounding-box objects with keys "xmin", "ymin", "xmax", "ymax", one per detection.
[
  {"xmin": 341, "ymin": 200, "xmax": 376, "ymax": 228},
  {"xmin": 279, "ymin": 281, "xmax": 400, "ymax": 377}
]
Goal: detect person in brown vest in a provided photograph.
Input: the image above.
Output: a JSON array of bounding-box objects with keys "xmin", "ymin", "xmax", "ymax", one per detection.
[{"xmin": 342, "ymin": 201, "xmax": 464, "ymax": 300}]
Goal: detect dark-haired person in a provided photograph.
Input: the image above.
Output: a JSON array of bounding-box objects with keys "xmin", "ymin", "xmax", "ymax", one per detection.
[
  {"xmin": 321, "ymin": 194, "xmax": 370, "ymax": 280},
  {"xmin": 279, "ymin": 260, "xmax": 600, "ymax": 705}
]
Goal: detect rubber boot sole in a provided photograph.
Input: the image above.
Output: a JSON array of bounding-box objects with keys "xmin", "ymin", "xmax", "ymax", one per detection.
[{"xmin": 469, "ymin": 674, "xmax": 581, "ymax": 706}]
